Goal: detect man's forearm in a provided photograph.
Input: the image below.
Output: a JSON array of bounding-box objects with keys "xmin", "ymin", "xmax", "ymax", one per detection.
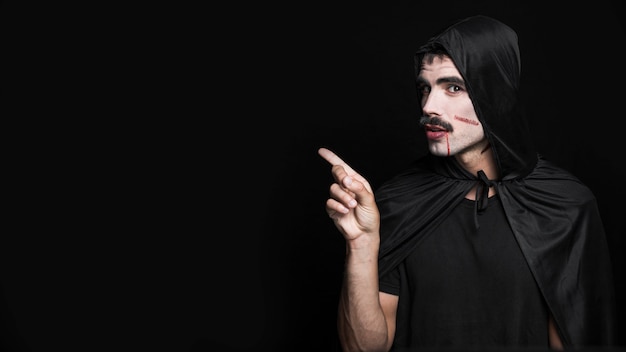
[{"xmin": 337, "ymin": 243, "xmax": 388, "ymax": 352}]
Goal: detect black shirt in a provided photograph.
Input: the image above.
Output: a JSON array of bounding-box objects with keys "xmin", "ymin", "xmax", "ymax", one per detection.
[{"xmin": 379, "ymin": 195, "xmax": 549, "ymax": 349}]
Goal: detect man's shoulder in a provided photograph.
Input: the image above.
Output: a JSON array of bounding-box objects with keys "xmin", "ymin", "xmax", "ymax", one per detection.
[{"xmin": 523, "ymin": 157, "xmax": 596, "ymax": 203}]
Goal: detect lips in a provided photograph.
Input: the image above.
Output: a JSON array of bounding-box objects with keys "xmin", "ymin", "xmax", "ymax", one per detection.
[
  {"xmin": 424, "ymin": 124, "xmax": 448, "ymax": 140},
  {"xmin": 424, "ymin": 124, "xmax": 446, "ymax": 132}
]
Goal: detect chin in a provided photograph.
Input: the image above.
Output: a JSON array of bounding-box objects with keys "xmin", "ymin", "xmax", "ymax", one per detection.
[{"xmin": 428, "ymin": 146, "xmax": 452, "ymax": 157}]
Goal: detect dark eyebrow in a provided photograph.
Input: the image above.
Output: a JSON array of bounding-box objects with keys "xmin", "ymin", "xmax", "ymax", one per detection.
[
  {"xmin": 416, "ymin": 75, "xmax": 465, "ymax": 86},
  {"xmin": 436, "ymin": 76, "xmax": 465, "ymax": 86}
]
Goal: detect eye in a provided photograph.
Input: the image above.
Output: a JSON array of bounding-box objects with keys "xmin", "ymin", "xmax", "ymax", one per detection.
[
  {"xmin": 446, "ymin": 85, "xmax": 464, "ymax": 93},
  {"xmin": 417, "ymin": 84, "xmax": 431, "ymax": 95}
]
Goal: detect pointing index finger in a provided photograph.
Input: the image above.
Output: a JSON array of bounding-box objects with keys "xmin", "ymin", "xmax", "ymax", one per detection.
[
  {"xmin": 318, "ymin": 147, "xmax": 372, "ymax": 192},
  {"xmin": 318, "ymin": 147, "xmax": 360, "ymax": 176},
  {"xmin": 318, "ymin": 147, "xmax": 344, "ymax": 166}
]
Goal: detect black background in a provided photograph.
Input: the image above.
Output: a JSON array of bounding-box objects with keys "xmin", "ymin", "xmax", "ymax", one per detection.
[{"xmin": 2, "ymin": 1, "xmax": 625, "ymax": 351}]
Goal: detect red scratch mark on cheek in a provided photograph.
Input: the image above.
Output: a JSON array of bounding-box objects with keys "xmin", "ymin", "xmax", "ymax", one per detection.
[
  {"xmin": 446, "ymin": 132, "xmax": 450, "ymax": 156},
  {"xmin": 454, "ymin": 115, "xmax": 479, "ymax": 125}
]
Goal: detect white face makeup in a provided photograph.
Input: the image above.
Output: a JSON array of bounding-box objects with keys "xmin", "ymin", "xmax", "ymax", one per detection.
[{"xmin": 417, "ymin": 56, "xmax": 486, "ymax": 157}]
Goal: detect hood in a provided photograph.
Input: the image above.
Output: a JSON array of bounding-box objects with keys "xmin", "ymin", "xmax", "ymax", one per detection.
[{"xmin": 416, "ymin": 15, "xmax": 537, "ymax": 180}]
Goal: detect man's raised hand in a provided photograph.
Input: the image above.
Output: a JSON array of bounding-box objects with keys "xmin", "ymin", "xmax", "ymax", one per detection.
[{"xmin": 318, "ymin": 147, "xmax": 380, "ymax": 242}]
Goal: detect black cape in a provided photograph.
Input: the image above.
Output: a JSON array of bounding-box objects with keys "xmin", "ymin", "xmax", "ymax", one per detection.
[{"xmin": 376, "ymin": 15, "xmax": 616, "ymax": 348}]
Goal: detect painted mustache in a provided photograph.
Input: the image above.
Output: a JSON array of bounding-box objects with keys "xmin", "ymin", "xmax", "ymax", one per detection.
[{"xmin": 419, "ymin": 116, "xmax": 454, "ymax": 132}]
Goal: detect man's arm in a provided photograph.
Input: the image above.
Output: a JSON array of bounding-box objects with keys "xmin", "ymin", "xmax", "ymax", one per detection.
[
  {"xmin": 337, "ymin": 237, "xmax": 398, "ymax": 352},
  {"xmin": 548, "ymin": 314, "xmax": 563, "ymax": 350},
  {"xmin": 319, "ymin": 148, "xmax": 396, "ymax": 351}
]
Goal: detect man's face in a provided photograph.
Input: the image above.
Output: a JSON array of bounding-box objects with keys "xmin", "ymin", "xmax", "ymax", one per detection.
[{"xmin": 417, "ymin": 55, "xmax": 486, "ymax": 157}]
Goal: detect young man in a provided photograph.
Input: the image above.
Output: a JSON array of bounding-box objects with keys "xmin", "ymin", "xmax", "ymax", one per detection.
[{"xmin": 319, "ymin": 15, "xmax": 616, "ymax": 351}]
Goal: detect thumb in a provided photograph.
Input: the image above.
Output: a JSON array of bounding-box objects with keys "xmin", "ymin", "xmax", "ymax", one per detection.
[{"xmin": 342, "ymin": 175, "xmax": 375, "ymax": 206}]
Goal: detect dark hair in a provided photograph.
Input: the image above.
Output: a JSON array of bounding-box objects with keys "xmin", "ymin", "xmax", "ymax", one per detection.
[
  {"xmin": 415, "ymin": 41, "xmax": 450, "ymax": 69},
  {"xmin": 415, "ymin": 43, "xmax": 450, "ymax": 84}
]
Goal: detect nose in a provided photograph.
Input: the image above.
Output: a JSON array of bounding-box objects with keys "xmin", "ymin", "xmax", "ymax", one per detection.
[{"xmin": 421, "ymin": 91, "xmax": 441, "ymax": 117}]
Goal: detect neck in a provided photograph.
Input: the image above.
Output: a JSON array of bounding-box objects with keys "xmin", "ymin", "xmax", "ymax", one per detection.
[{"xmin": 455, "ymin": 141, "xmax": 499, "ymax": 200}]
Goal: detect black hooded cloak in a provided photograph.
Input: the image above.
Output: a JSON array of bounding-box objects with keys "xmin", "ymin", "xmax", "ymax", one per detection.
[{"xmin": 375, "ymin": 15, "xmax": 616, "ymax": 348}]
